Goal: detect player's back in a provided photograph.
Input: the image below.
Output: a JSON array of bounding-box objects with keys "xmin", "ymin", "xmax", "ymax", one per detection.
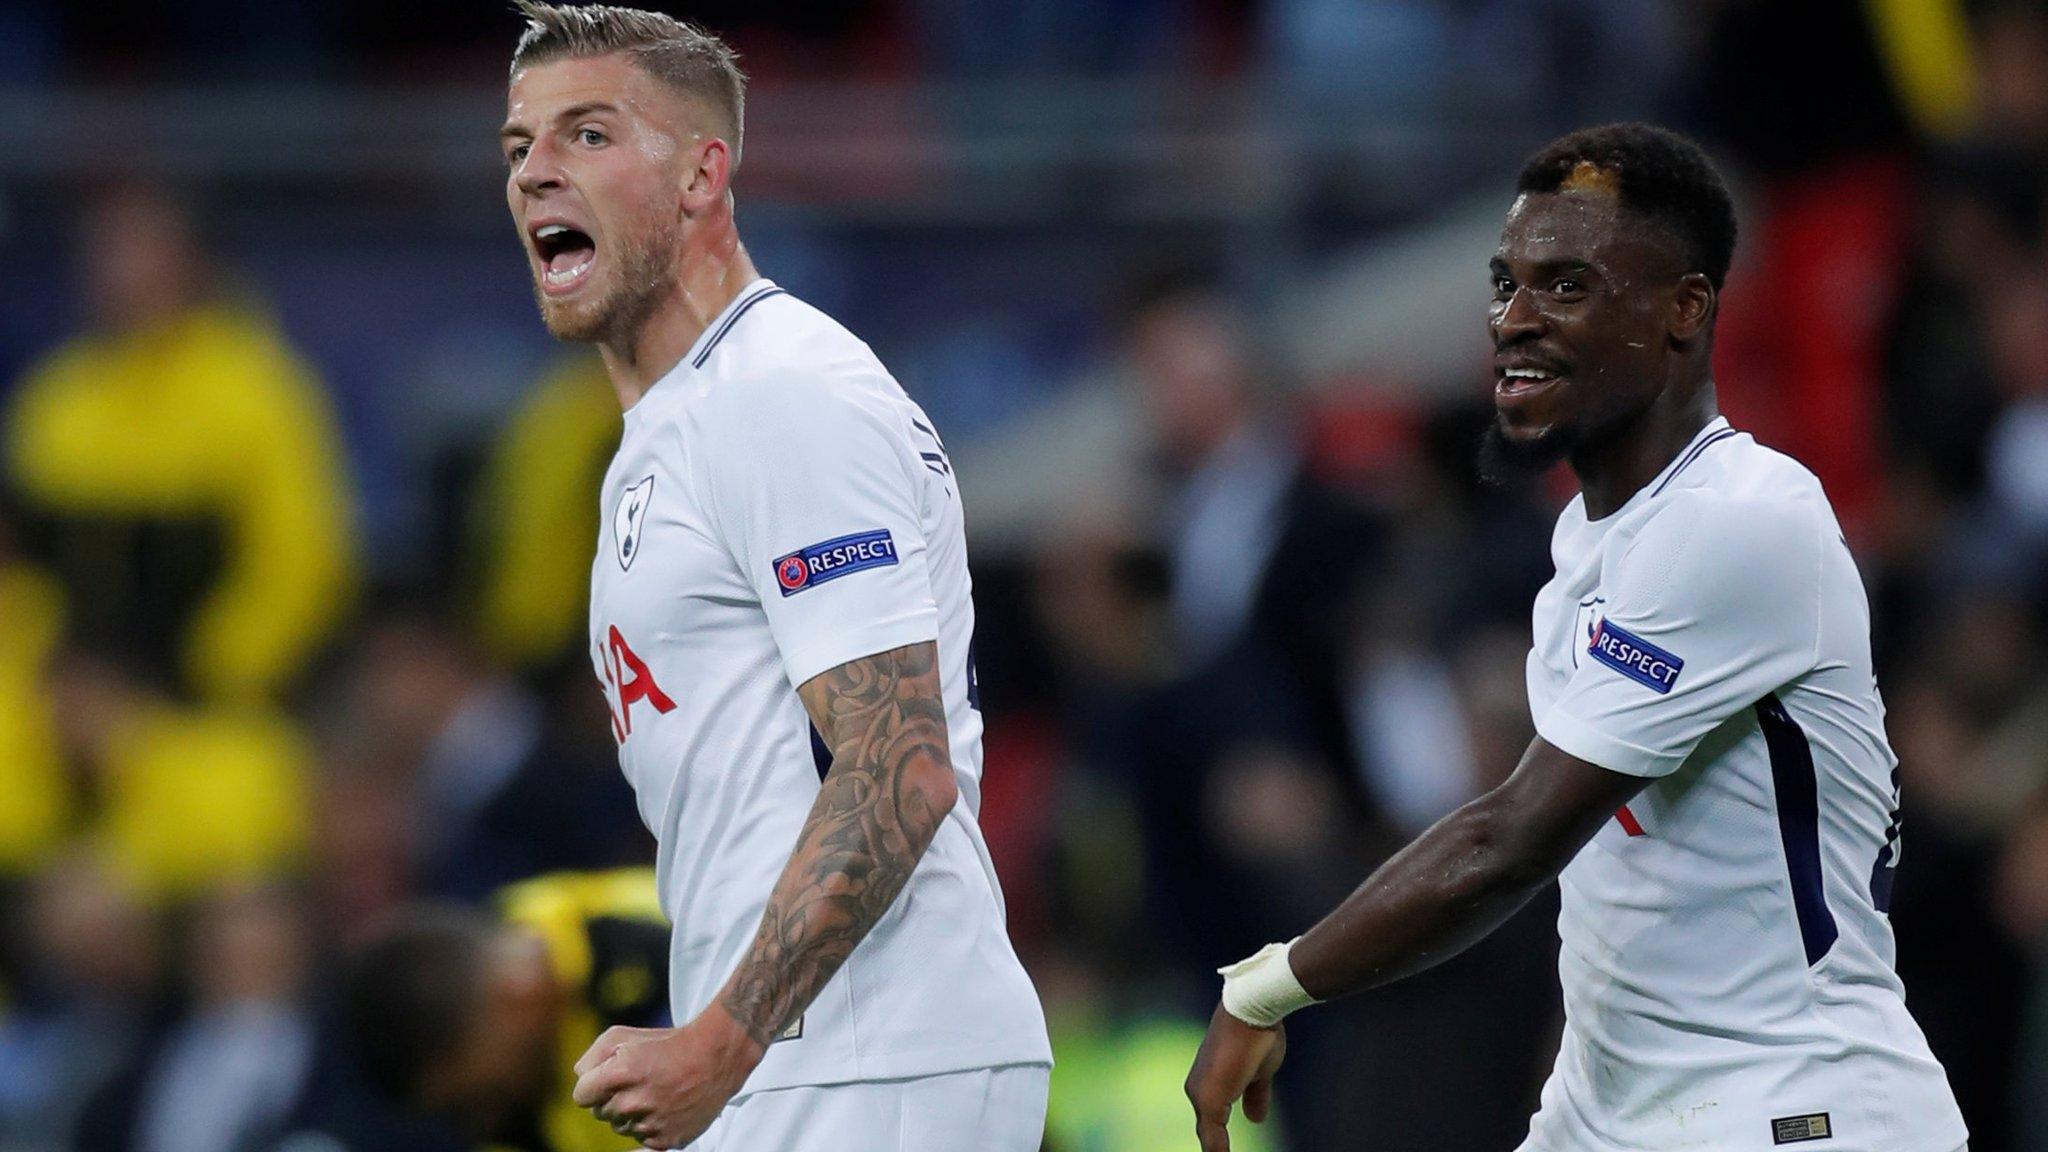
[
  {"xmin": 587, "ymin": 281, "xmax": 1049, "ymax": 1098},
  {"xmin": 1523, "ymin": 419, "xmax": 1965, "ymax": 1151}
]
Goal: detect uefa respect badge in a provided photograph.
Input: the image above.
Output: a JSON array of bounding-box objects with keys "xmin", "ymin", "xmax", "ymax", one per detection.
[
  {"xmin": 1587, "ymin": 618, "xmax": 1684, "ymax": 694},
  {"xmin": 773, "ymin": 529, "xmax": 898, "ymax": 596}
]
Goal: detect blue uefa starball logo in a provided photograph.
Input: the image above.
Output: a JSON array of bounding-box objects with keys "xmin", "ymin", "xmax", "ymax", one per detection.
[{"xmin": 776, "ymin": 554, "xmax": 810, "ymax": 593}]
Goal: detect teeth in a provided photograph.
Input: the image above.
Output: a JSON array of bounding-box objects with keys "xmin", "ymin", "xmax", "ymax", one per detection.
[
  {"xmin": 544, "ymin": 254, "xmax": 592, "ymax": 286},
  {"xmin": 537, "ymin": 224, "xmax": 569, "ymax": 240},
  {"xmin": 1503, "ymin": 368, "xmax": 1554, "ymax": 379}
]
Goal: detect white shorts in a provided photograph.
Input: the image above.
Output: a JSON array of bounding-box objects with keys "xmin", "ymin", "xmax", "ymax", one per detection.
[{"xmin": 691, "ymin": 1064, "xmax": 1050, "ymax": 1152}]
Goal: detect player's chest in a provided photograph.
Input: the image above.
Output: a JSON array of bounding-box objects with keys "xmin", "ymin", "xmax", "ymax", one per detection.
[
  {"xmin": 588, "ymin": 438, "xmax": 749, "ymax": 643},
  {"xmin": 1530, "ymin": 532, "xmax": 1624, "ymax": 701}
]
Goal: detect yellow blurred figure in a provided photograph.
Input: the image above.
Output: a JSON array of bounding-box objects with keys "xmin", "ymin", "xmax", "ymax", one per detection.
[
  {"xmin": 1863, "ymin": 0, "xmax": 1976, "ymax": 140},
  {"xmin": 93, "ymin": 705, "xmax": 313, "ymax": 901},
  {"xmin": 498, "ymin": 868, "xmax": 668, "ymax": 1152},
  {"xmin": 0, "ymin": 531, "xmax": 311, "ymax": 896},
  {"xmin": 5, "ymin": 186, "xmax": 356, "ymax": 705},
  {"xmin": 43, "ymin": 654, "xmax": 312, "ymax": 902},
  {"xmin": 471, "ymin": 354, "xmax": 618, "ymax": 671},
  {"xmin": 0, "ymin": 560, "xmax": 67, "ymax": 872}
]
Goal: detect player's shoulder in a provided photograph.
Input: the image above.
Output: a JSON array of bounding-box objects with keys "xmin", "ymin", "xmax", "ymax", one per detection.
[
  {"xmin": 698, "ymin": 287, "xmax": 894, "ymax": 396},
  {"xmin": 1647, "ymin": 430, "xmax": 1832, "ymax": 538},
  {"xmin": 1617, "ymin": 432, "xmax": 1833, "ymax": 593},
  {"xmin": 1676, "ymin": 425, "xmax": 1825, "ymax": 498},
  {"xmin": 686, "ymin": 289, "xmax": 905, "ymax": 430}
]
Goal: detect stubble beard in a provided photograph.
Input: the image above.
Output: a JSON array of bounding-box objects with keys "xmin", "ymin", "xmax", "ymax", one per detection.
[
  {"xmin": 1478, "ymin": 413, "xmax": 1579, "ymax": 486},
  {"xmin": 534, "ymin": 216, "xmax": 681, "ymax": 350},
  {"xmin": 1477, "ymin": 391, "xmax": 1658, "ymax": 488}
]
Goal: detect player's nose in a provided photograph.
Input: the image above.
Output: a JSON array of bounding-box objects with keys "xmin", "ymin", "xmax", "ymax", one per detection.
[
  {"xmin": 514, "ymin": 139, "xmax": 567, "ymax": 197},
  {"xmin": 1491, "ymin": 286, "xmax": 1547, "ymax": 344}
]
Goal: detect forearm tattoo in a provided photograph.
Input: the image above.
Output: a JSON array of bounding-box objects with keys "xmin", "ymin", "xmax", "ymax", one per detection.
[{"xmin": 718, "ymin": 642, "xmax": 955, "ymax": 1047}]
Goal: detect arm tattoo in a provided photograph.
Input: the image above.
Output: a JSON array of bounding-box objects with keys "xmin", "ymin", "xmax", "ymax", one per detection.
[{"xmin": 717, "ymin": 641, "xmax": 956, "ymax": 1047}]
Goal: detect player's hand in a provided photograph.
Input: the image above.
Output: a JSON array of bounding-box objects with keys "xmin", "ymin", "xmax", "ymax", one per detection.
[
  {"xmin": 570, "ymin": 1005, "xmax": 767, "ymax": 1149},
  {"xmin": 1184, "ymin": 1002, "xmax": 1287, "ymax": 1152}
]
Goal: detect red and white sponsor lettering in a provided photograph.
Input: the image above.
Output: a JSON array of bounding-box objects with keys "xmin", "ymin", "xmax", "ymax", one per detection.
[{"xmin": 599, "ymin": 624, "xmax": 676, "ymax": 742}]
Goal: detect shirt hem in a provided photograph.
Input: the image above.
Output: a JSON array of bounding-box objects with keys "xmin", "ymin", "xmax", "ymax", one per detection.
[
  {"xmin": 779, "ymin": 611, "xmax": 939, "ymax": 690},
  {"xmin": 733, "ymin": 1042, "xmax": 1055, "ymax": 1100},
  {"xmin": 1521, "ymin": 1120, "xmax": 1967, "ymax": 1152},
  {"xmin": 1536, "ymin": 708, "xmax": 1682, "ymax": 779}
]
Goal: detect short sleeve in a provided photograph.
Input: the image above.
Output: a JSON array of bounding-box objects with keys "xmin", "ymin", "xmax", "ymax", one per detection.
[
  {"xmin": 1535, "ymin": 493, "xmax": 1824, "ymax": 778},
  {"xmin": 688, "ymin": 378, "xmax": 939, "ymax": 689}
]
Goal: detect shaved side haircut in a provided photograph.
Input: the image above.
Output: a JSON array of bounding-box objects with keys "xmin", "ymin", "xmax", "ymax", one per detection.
[{"xmin": 510, "ymin": 1, "xmax": 747, "ymax": 165}]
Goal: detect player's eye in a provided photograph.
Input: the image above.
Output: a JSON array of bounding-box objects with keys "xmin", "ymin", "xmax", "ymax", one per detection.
[
  {"xmin": 1492, "ymin": 276, "xmax": 1514, "ymax": 297},
  {"xmin": 579, "ymin": 128, "xmax": 608, "ymax": 147},
  {"xmin": 1553, "ymin": 278, "xmax": 1585, "ymax": 297},
  {"xmin": 507, "ymin": 143, "xmax": 530, "ymax": 165}
]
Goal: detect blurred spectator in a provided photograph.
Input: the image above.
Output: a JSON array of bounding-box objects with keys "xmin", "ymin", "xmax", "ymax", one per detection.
[
  {"xmin": 1340, "ymin": 404, "xmax": 1555, "ymax": 835},
  {"xmin": 306, "ymin": 748, "xmax": 420, "ymax": 952},
  {"xmin": 1886, "ymin": 653, "xmax": 2036, "ymax": 1152},
  {"xmin": 1024, "ymin": 489, "xmax": 1361, "ymax": 1152},
  {"xmin": 1127, "ymin": 274, "xmax": 1308, "ymax": 659},
  {"xmin": 1262, "ymin": 0, "xmax": 1454, "ymax": 109},
  {"xmin": 0, "ymin": 508, "xmax": 66, "ymax": 876},
  {"xmin": 1999, "ymin": 796, "xmax": 2048, "ymax": 1151},
  {"xmin": 1700, "ymin": 0, "xmax": 1934, "ymax": 540},
  {"xmin": 320, "ymin": 605, "xmax": 649, "ymax": 904},
  {"xmin": 910, "ymin": 0, "xmax": 1198, "ymax": 77},
  {"xmin": 4, "ymin": 184, "xmax": 357, "ymax": 707},
  {"xmin": 0, "ymin": 855, "xmax": 162, "ymax": 1150},
  {"xmin": 47, "ymin": 653, "xmax": 311, "ymax": 904},
  {"xmin": 1983, "ymin": 265, "xmax": 2048, "ymax": 554},
  {"xmin": 467, "ymin": 354, "xmax": 618, "ymax": 677},
  {"xmin": 1883, "ymin": 164, "xmax": 2027, "ymax": 518},
  {"xmin": 1463, "ymin": 0, "xmax": 1685, "ymax": 129},
  {"xmin": 1976, "ymin": 1, "xmax": 2048, "ymax": 153},
  {"xmin": 288, "ymin": 869, "xmax": 666, "ymax": 1152},
  {"xmin": 1120, "ymin": 271, "xmax": 1384, "ymax": 774},
  {"xmin": 85, "ymin": 885, "xmax": 319, "ymax": 1152}
]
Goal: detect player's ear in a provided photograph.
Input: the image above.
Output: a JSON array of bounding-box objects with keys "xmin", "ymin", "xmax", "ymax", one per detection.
[
  {"xmin": 680, "ymin": 137, "xmax": 733, "ymax": 213},
  {"xmin": 1668, "ymin": 272, "xmax": 1714, "ymax": 345}
]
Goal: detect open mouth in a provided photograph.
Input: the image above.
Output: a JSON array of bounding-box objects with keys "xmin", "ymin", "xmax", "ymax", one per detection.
[
  {"xmin": 532, "ymin": 222, "xmax": 597, "ymax": 295},
  {"xmin": 1496, "ymin": 365, "xmax": 1566, "ymax": 401}
]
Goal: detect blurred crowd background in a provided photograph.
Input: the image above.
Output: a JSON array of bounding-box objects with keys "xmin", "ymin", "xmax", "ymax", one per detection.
[{"xmin": 0, "ymin": 0, "xmax": 2043, "ymax": 1149}]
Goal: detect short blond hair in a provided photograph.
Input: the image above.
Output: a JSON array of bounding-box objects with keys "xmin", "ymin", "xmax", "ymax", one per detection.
[{"xmin": 510, "ymin": 1, "xmax": 745, "ymax": 164}]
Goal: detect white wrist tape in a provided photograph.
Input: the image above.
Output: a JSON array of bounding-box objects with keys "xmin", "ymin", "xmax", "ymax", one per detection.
[{"xmin": 1218, "ymin": 938, "xmax": 1317, "ymax": 1028}]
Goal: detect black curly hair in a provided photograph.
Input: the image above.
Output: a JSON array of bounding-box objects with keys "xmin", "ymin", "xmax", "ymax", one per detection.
[{"xmin": 1516, "ymin": 123, "xmax": 1739, "ymax": 289}]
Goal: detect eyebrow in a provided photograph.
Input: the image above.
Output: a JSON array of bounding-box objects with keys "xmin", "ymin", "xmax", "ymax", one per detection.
[
  {"xmin": 500, "ymin": 101, "xmax": 622, "ymax": 140},
  {"xmin": 1492, "ymin": 256, "xmax": 1595, "ymax": 276}
]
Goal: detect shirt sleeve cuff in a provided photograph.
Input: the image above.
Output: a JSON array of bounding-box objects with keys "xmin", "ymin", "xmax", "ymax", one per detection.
[
  {"xmin": 1535, "ymin": 708, "xmax": 1686, "ymax": 779},
  {"xmin": 778, "ymin": 609, "xmax": 941, "ymax": 691}
]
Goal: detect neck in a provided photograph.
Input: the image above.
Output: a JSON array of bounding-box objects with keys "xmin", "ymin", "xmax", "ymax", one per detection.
[
  {"xmin": 600, "ymin": 214, "xmax": 759, "ymax": 409},
  {"xmin": 1571, "ymin": 376, "xmax": 1718, "ymax": 520}
]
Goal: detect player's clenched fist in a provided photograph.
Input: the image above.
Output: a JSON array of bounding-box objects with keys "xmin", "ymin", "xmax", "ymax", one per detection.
[
  {"xmin": 571, "ymin": 1010, "xmax": 766, "ymax": 1149},
  {"xmin": 1184, "ymin": 1004, "xmax": 1286, "ymax": 1152}
]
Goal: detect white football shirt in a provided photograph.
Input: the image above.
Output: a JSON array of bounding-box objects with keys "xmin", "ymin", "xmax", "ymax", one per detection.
[
  {"xmin": 1520, "ymin": 417, "xmax": 1965, "ymax": 1152},
  {"xmin": 587, "ymin": 280, "xmax": 1051, "ymax": 1096}
]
